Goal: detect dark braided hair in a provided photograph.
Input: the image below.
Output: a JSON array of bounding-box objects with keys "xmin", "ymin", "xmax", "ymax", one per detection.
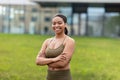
[{"xmin": 54, "ymin": 14, "xmax": 68, "ymax": 35}]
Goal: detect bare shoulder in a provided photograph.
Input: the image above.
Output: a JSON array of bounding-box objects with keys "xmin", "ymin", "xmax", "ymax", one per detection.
[
  {"xmin": 44, "ymin": 37, "xmax": 52, "ymax": 42},
  {"xmin": 65, "ymin": 36, "xmax": 75, "ymax": 45},
  {"xmin": 67, "ymin": 36, "xmax": 75, "ymax": 42},
  {"xmin": 40, "ymin": 37, "xmax": 53, "ymax": 49},
  {"xmin": 44, "ymin": 37, "xmax": 53, "ymax": 45},
  {"xmin": 43, "ymin": 37, "xmax": 53, "ymax": 45}
]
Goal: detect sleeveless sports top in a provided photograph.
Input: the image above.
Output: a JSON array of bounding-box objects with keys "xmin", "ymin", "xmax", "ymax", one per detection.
[{"xmin": 45, "ymin": 36, "xmax": 66, "ymax": 58}]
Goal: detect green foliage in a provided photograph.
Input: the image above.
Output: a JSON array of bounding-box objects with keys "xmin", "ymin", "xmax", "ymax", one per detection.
[{"xmin": 0, "ymin": 34, "xmax": 120, "ymax": 80}]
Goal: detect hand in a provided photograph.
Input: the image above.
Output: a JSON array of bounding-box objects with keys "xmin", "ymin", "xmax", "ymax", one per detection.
[{"xmin": 52, "ymin": 54, "xmax": 66, "ymax": 62}]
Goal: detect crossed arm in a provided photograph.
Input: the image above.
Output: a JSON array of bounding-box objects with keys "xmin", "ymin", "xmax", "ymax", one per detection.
[
  {"xmin": 36, "ymin": 39, "xmax": 64, "ymax": 66},
  {"xmin": 36, "ymin": 38, "xmax": 75, "ymax": 68},
  {"xmin": 48, "ymin": 39, "xmax": 75, "ymax": 68}
]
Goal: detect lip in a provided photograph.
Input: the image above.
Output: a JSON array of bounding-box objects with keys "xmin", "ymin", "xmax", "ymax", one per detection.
[
  {"xmin": 54, "ymin": 28, "xmax": 61, "ymax": 32},
  {"xmin": 55, "ymin": 28, "xmax": 60, "ymax": 31}
]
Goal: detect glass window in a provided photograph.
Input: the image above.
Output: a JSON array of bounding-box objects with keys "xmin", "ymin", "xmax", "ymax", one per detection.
[
  {"xmin": 32, "ymin": 8, "xmax": 38, "ymax": 12},
  {"xmin": 19, "ymin": 16, "xmax": 25, "ymax": 21},
  {"xmin": 44, "ymin": 26, "xmax": 49, "ymax": 33},
  {"xmin": 44, "ymin": 17, "xmax": 51, "ymax": 22},
  {"xmin": 0, "ymin": 6, "xmax": 2, "ymax": 15},
  {"xmin": 4, "ymin": 16, "xmax": 9, "ymax": 20},
  {"xmin": 44, "ymin": 10, "xmax": 51, "ymax": 13},
  {"xmin": 31, "ymin": 17, "xmax": 37, "ymax": 22}
]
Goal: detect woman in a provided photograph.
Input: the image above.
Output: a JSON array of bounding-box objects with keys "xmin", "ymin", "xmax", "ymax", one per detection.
[{"xmin": 36, "ymin": 14, "xmax": 75, "ymax": 80}]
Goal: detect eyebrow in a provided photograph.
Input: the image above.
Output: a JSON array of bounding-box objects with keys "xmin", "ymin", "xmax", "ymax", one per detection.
[{"xmin": 52, "ymin": 20, "xmax": 62, "ymax": 23}]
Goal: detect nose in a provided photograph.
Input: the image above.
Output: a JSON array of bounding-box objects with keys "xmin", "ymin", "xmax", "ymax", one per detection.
[{"xmin": 54, "ymin": 23, "xmax": 59, "ymax": 27}]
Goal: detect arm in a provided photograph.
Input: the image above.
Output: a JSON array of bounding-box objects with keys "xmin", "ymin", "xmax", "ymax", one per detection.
[
  {"xmin": 36, "ymin": 52, "xmax": 66, "ymax": 66},
  {"xmin": 48, "ymin": 38, "xmax": 75, "ymax": 68},
  {"xmin": 36, "ymin": 51, "xmax": 55, "ymax": 66},
  {"xmin": 36, "ymin": 39, "xmax": 66, "ymax": 66}
]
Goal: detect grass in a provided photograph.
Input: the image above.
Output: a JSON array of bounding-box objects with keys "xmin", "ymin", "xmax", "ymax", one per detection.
[{"xmin": 0, "ymin": 33, "xmax": 120, "ymax": 80}]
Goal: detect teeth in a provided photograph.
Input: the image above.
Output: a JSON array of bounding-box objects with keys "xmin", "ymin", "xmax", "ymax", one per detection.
[
  {"xmin": 56, "ymin": 29, "xmax": 60, "ymax": 30},
  {"xmin": 55, "ymin": 28, "xmax": 61, "ymax": 30}
]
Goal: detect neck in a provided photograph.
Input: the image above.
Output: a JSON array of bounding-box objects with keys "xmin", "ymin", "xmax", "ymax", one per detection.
[{"xmin": 55, "ymin": 33, "xmax": 66, "ymax": 39}]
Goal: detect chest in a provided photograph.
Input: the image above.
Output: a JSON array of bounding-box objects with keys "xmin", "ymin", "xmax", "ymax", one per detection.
[{"xmin": 45, "ymin": 44, "xmax": 64, "ymax": 58}]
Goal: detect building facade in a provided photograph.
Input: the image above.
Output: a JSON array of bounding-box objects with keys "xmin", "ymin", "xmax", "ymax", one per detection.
[
  {"xmin": 0, "ymin": 0, "xmax": 120, "ymax": 37},
  {"xmin": 0, "ymin": 1, "xmax": 59, "ymax": 35}
]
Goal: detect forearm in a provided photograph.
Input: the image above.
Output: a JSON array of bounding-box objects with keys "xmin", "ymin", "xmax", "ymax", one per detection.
[
  {"xmin": 48, "ymin": 55, "xmax": 70, "ymax": 68},
  {"xmin": 48, "ymin": 60, "xmax": 67, "ymax": 68},
  {"xmin": 36, "ymin": 57, "xmax": 54, "ymax": 66}
]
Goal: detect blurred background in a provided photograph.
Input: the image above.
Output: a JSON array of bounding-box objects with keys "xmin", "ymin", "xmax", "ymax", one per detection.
[
  {"xmin": 0, "ymin": 0, "xmax": 120, "ymax": 37},
  {"xmin": 0, "ymin": 0, "xmax": 120, "ymax": 80}
]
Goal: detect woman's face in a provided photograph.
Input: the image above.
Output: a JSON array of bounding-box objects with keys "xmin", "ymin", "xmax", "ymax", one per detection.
[{"xmin": 52, "ymin": 16, "xmax": 66, "ymax": 34}]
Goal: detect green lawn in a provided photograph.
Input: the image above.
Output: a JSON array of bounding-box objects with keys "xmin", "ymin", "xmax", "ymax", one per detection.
[{"xmin": 0, "ymin": 33, "xmax": 120, "ymax": 80}]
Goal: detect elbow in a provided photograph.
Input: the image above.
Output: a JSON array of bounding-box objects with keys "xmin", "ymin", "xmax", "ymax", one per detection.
[
  {"xmin": 36, "ymin": 60, "xmax": 40, "ymax": 65},
  {"xmin": 36, "ymin": 59, "xmax": 42, "ymax": 66},
  {"xmin": 36, "ymin": 59, "xmax": 40, "ymax": 65},
  {"xmin": 36, "ymin": 59, "xmax": 45, "ymax": 66}
]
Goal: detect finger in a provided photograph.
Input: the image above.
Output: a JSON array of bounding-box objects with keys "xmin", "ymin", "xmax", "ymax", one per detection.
[
  {"xmin": 61, "ymin": 56, "xmax": 66, "ymax": 60},
  {"xmin": 61, "ymin": 53, "xmax": 65, "ymax": 55}
]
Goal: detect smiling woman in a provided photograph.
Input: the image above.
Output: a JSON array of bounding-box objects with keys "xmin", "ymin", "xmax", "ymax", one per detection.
[
  {"xmin": 36, "ymin": 14, "xmax": 75, "ymax": 80},
  {"xmin": 52, "ymin": 14, "xmax": 68, "ymax": 35}
]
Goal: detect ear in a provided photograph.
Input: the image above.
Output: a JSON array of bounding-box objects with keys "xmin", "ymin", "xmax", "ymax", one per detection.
[{"xmin": 65, "ymin": 23, "xmax": 67, "ymax": 27}]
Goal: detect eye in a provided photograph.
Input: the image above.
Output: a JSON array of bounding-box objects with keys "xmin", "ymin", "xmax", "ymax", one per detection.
[
  {"xmin": 58, "ymin": 21, "xmax": 62, "ymax": 24},
  {"xmin": 52, "ymin": 22, "xmax": 56, "ymax": 25}
]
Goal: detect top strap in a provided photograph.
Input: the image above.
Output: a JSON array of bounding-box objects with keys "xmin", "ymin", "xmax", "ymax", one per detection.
[
  {"xmin": 62, "ymin": 35, "xmax": 67, "ymax": 44},
  {"xmin": 48, "ymin": 36, "xmax": 67, "ymax": 47},
  {"xmin": 47, "ymin": 37, "xmax": 54, "ymax": 47}
]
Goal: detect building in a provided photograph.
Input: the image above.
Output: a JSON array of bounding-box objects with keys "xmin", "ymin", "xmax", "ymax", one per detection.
[
  {"xmin": 31, "ymin": 0, "xmax": 120, "ymax": 37},
  {"xmin": 0, "ymin": 0, "xmax": 59, "ymax": 34},
  {"xmin": 0, "ymin": 0, "xmax": 120, "ymax": 37}
]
